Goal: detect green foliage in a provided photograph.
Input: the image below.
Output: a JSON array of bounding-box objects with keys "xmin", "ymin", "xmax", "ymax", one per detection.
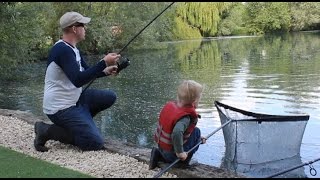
[
  {"xmin": 153, "ymin": 3, "xmax": 176, "ymax": 42},
  {"xmin": 47, "ymin": 2, "xmax": 174, "ymax": 53},
  {"xmin": 244, "ymin": 2, "xmax": 291, "ymax": 35},
  {"xmin": 172, "ymin": 16, "xmax": 201, "ymax": 40},
  {"xmin": 175, "ymin": 2, "xmax": 229, "ymax": 37},
  {"xmin": 290, "ymin": 2, "xmax": 320, "ymax": 31},
  {"xmin": 0, "ymin": 1, "xmax": 319, "ymax": 72},
  {"xmin": 107, "ymin": 2, "xmax": 175, "ymax": 51},
  {"xmin": 0, "ymin": 2, "xmax": 53, "ymax": 76},
  {"xmin": 218, "ymin": 3, "xmax": 248, "ymax": 36}
]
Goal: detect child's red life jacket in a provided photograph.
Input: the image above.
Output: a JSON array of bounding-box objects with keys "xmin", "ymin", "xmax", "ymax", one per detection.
[{"xmin": 154, "ymin": 101, "xmax": 198, "ymax": 151}]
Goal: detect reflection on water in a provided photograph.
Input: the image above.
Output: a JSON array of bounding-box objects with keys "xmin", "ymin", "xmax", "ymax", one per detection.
[{"xmin": 0, "ymin": 32, "xmax": 320, "ymax": 178}]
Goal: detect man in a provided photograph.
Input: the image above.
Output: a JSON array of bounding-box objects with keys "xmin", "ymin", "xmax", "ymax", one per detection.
[{"xmin": 34, "ymin": 11, "xmax": 120, "ymax": 152}]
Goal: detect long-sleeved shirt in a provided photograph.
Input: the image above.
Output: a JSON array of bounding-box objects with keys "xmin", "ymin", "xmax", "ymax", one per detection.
[
  {"xmin": 43, "ymin": 40, "xmax": 107, "ymax": 115},
  {"xmin": 171, "ymin": 116, "xmax": 191, "ymax": 153}
]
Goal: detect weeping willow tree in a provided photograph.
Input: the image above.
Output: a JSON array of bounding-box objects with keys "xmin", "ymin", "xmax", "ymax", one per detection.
[{"xmin": 174, "ymin": 2, "xmax": 230, "ymax": 38}]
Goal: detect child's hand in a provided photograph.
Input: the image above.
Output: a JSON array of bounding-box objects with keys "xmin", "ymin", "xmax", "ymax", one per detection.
[
  {"xmin": 201, "ymin": 136, "xmax": 207, "ymax": 144},
  {"xmin": 176, "ymin": 152, "xmax": 188, "ymax": 161}
]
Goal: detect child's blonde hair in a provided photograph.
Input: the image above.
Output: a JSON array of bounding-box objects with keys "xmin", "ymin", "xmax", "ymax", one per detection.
[{"xmin": 177, "ymin": 80, "xmax": 203, "ymax": 106}]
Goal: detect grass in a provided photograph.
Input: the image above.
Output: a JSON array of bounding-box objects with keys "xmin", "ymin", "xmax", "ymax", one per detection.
[{"xmin": 0, "ymin": 146, "xmax": 94, "ymax": 178}]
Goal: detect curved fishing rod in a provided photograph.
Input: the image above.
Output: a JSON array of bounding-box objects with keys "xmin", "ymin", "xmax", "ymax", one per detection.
[
  {"xmin": 265, "ymin": 157, "xmax": 320, "ymax": 178},
  {"xmin": 82, "ymin": 2, "xmax": 175, "ymax": 93},
  {"xmin": 153, "ymin": 119, "xmax": 235, "ymax": 178},
  {"xmin": 118, "ymin": 2, "xmax": 175, "ymax": 54}
]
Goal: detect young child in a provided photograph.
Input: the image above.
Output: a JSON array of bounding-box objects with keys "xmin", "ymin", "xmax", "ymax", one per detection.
[{"xmin": 149, "ymin": 80, "xmax": 206, "ymax": 170}]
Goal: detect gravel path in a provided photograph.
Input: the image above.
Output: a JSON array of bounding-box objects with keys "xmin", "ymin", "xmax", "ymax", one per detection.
[{"xmin": 0, "ymin": 115, "xmax": 176, "ymax": 178}]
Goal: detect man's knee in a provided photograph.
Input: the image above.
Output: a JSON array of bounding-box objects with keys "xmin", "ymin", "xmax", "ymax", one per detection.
[
  {"xmin": 99, "ymin": 90, "xmax": 117, "ymax": 108},
  {"xmin": 75, "ymin": 134, "xmax": 105, "ymax": 151},
  {"xmin": 106, "ymin": 90, "xmax": 117, "ymax": 105}
]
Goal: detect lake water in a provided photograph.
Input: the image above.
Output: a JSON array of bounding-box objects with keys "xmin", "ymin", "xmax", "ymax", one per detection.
[{"xmin": 0, "ymin": 32, "xmax": 319, "ymax": 178}]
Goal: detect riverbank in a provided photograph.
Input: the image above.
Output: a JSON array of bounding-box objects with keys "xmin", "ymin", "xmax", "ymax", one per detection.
[{"xmin": 0, "ymin": 108, "xmax": 246, "ymax": 178}]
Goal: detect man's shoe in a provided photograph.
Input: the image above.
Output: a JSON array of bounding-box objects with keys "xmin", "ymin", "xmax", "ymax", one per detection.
[
  {"xmin": 149, "ymin": 147, "xmax": 161, "ymax": 170},
  {"xmin": 34, "ymin": 122, "xmax": 50, "ymax": 152}
]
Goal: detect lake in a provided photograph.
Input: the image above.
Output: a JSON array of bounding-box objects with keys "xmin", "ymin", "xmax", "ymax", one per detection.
[{"xmin": 0, "ymin": 32, "xmax": 319, "ymax": 178}]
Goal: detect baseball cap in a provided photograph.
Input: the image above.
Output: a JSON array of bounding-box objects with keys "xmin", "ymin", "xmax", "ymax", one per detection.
[{"xmin": 60, "ymin": 11, "xmax": 91, "ymax": 29}]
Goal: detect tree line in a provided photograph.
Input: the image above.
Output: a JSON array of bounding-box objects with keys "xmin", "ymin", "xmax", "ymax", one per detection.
[{"xmin": 0, "ymin": 2, "xmax": 319, "ymax": 75}]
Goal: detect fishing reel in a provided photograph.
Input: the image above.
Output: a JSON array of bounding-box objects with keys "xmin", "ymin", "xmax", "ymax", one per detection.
[{"xmin": 116, "ymin": 56, "xmax": 130, "ymax": 73}]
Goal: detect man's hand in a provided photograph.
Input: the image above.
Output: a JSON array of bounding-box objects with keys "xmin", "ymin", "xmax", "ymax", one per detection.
[
  {"xmin": 103, "ymin": 65, "xmax": 118, "ymax": 75},
  {"xmin": 103, "ymin": 53, "xmax": 121, "ymax": 66}
]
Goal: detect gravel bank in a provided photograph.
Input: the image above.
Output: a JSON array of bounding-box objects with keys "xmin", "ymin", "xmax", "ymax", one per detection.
[
  {"xmin": 0, "ymin": 109, "xmax": 246, "ymax": 178},
  {"xmin": 0, "ymin": 115, "xmax": 176, "ymax": 178}
]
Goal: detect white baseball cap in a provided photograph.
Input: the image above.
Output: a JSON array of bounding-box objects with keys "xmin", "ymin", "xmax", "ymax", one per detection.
[{"xmin": 60, "ymin": 11, "xmax": 91, "ymax": 29}]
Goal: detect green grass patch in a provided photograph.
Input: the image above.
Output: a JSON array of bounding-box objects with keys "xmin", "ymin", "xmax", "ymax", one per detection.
[{"xmin": 0, "ymin": 146, "xmax": 94, "ymax": 178}]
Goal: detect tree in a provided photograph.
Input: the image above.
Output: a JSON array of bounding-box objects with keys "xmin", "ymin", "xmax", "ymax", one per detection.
[
  {"xmin": 289, "ymin": 2, "xmax": 320, "ymax": 31},
  {"xmin": 175, "ymin": 2, "xmax": 230, "ymax": 37},
  {"xmin": 244, "ymin": 2, "xmax": 291, "ymax": 35},
  {"xmin": 218, "ymin": 2, "xmax": 247, "ymax": 36}
]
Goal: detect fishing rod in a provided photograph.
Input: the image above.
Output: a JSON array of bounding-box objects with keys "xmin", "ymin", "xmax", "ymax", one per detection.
[
  {"xmin": 265, "ymin": 157, "xmax": 320, "ymax": 178},
  {"xmin": 82, "ymin": 2, "xmax": 175, "ymax": 93},
  {"xmin": 153, "ymin": 119, "xmax": 235, "ymax": 178}
]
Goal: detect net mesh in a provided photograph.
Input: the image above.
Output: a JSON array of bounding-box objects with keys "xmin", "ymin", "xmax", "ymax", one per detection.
[{"xmin": 216, "ymin": 102, "xmax": 309, "ymax": 165}]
